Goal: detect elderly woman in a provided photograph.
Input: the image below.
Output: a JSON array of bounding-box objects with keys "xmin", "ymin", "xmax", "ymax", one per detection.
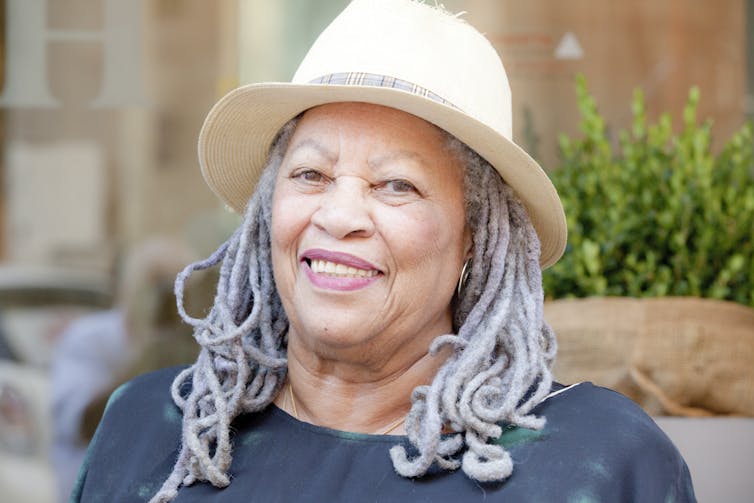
[{"xmin": 73, "ymin": 1, "xmax": 695, "ymax": 502}]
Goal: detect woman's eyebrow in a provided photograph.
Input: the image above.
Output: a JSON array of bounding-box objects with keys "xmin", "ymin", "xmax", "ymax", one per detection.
[{"xmin": 286, "ymin": 138, "xmax": 336, "ymax": 163}]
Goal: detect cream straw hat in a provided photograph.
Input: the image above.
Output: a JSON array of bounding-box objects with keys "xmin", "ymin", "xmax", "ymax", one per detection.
[{"xmin": 198, "ymin": 0, "xmax": 567, "ymax": 267}]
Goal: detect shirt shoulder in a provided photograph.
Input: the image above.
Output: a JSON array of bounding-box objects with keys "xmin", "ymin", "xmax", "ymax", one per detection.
[
  {"xmin": 542, "ymin": 381, "xmax": 673, "ymax": 446},
  {"xmin": 71, "ymin": 366, "xmax": 189, "ymax": 502},
  {"xmin": 527, "ymin": 382, "xmax": 697, "ymax": 502},
  {"xmin": 102, "ymin": 364, "xmax": 188, "ymax": 414}
]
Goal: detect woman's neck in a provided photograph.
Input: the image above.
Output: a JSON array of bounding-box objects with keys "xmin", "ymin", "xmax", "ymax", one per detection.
[{"xmin": 274, "ymin": 339, "xmax": 451, "ymax": 435}]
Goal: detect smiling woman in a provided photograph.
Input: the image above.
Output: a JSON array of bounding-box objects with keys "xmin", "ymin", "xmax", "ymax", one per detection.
[
  {"xmin": 72, "ymin": 1, "xmax": 696, "ymax": 502},
  {"xmin": 272, "ymin": 103, "xmax": 468, "ymax": 373}
]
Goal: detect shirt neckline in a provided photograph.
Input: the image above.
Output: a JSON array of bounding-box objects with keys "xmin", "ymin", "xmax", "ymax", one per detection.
[
  {"xmin": 264, "ymin": 382, "xmax": 581, "ymax": 443},
  {"xmin": 267, "ymin": 403, "xmax": 407, "ymax": 443}
]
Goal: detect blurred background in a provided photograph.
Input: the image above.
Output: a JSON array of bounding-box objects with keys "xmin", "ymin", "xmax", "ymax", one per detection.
[{"xmin": 0, "ymin": 1, "xmax": 751, "ymax": 502}]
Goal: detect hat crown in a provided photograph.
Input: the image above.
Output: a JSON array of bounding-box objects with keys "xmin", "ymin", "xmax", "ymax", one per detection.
[{"xmin": 293, "ymin": 0, "xmax": 512, "ymax": 139}]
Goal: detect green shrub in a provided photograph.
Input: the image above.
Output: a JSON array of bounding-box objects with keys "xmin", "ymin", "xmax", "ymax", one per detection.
[{"xmin": 543, "ymin": 75, "xmax": 754, "ymax": 307}]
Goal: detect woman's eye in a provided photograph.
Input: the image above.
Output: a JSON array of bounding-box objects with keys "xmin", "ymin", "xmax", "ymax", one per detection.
[
  {"xmin": 292, "ymin": 169, "xmax": 326, "ymax": 184},
  {"xmin": 381, "ymin": 179, "xmax": 418, "ymax": 193}
]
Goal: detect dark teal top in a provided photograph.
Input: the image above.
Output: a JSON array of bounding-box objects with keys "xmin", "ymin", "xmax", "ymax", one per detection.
[{"xmin": 72, "ymin": 366, "xmax": 696, "ymax": 502}]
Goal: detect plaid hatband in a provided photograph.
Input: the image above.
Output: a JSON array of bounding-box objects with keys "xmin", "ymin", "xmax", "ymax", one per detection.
[{"xmin": 309, "ymin": 72, "xmax": 458, "ymax": 109}]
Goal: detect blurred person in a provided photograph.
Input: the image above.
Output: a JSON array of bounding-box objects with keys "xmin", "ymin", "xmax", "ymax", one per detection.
[
  {"xmin": 50, "ymin": 238, "xmax": 210, "ymax": 502},
  {"xmin": 73, "ymin": 1, "xmax": 695, "ymax": 502}
]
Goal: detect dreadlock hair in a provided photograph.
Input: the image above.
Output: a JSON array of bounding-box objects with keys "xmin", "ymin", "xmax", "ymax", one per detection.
[
  {"xmin": 389, "ymin": 136, "xmax": 557, "ymax": 480},
  {"xmin": 148, "ymin": 116, "xmax": 557, "ymax": 503}
]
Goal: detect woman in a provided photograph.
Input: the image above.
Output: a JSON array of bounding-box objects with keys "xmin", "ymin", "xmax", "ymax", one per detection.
[{"xmin": 73, "ymin": 1, "xmax": 696, "ymax": 501}]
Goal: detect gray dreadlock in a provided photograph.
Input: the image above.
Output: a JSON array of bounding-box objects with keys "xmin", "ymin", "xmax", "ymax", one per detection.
[{"xmin": 148, "ymin": 117, "xmax": 556, "ymax": 503}]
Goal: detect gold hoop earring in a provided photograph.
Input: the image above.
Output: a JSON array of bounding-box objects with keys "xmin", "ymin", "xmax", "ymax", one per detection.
[{"xmin": 457, "ymin": 259, "xmax": 471, "ymax": 297}]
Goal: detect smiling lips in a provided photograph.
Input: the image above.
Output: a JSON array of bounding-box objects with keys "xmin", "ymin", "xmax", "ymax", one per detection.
[
  {"xmin": 301, "ymin": 249, "xmax": 382, "ymax": 291},
  {"xmin": 309, "ymin": 259, "xmax": 379, "ymax": 278}
]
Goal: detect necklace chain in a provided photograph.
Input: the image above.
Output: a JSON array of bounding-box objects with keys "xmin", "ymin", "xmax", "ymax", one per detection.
[{"xmin": 286, "ymin": 382, "xmax": 405, "ymax": 435}]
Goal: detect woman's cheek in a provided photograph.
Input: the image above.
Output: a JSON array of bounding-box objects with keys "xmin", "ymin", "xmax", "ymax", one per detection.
[{"xmin": 387, "ymin": 208, "xmax": 455, "ymax": 266}]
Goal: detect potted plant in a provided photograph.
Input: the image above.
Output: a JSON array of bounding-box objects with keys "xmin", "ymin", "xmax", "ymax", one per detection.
[{"xmin": 543, "ymin": 76, "xmax": 754, "ymax": 416}]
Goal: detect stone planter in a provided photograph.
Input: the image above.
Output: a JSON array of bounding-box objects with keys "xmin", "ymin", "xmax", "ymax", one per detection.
[{"xmin": 544, "ymin": 297, "xmax": 754, "ymax": 416}]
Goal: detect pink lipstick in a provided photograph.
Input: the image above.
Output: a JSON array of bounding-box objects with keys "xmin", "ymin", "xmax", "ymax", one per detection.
[{"xmin": 300, "ymin": 249, "xmax": 382, "ymax": 291}]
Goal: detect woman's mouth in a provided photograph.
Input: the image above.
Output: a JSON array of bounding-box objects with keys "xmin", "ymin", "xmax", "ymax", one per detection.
[
  {"xmin": 308, "ymin": 259, "xmax": 379, "ymax": 278},
  {"xmin": 301, "ymin": 249, "xmax": 382, "ymax": 291}
]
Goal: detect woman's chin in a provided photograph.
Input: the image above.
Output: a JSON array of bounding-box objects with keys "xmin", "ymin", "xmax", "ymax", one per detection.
[
  {"xmin": 295, "ymin": 325, "xmax": 376, "ymax": 352},
  {"xmin": 287, "ymin": 324, "xmax": 394, "ymax": 367}
]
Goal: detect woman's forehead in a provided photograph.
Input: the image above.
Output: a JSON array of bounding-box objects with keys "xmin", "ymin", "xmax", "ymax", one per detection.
[
  {"xmin": 296, "ymin": 102, "xmax": 445, "ymax": 139},
  {"xmin": 288, "ymin": 102, "xmax": 454, "ymax": 163}
]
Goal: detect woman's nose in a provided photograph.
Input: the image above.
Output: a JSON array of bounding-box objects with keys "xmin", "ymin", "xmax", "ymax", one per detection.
[{"xmin": 310, "ymin": 177, "xmax": 375, "ymax": 239}]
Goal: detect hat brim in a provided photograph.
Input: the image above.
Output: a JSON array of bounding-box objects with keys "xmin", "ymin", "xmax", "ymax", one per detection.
[{"xmin": 198, "ymin": 83, "xmax": 566, "ymax": 268}]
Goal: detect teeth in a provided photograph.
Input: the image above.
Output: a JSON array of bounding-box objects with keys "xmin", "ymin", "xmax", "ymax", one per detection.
[{"xmin": 309, "ymin": 259, "xmax": 378, "ymax": 278}]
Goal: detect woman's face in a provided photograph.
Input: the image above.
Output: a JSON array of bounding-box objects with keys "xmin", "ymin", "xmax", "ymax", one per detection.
[{"xmin": 271, "ymin": 102, "xmax": 470, "ymax": 368}]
